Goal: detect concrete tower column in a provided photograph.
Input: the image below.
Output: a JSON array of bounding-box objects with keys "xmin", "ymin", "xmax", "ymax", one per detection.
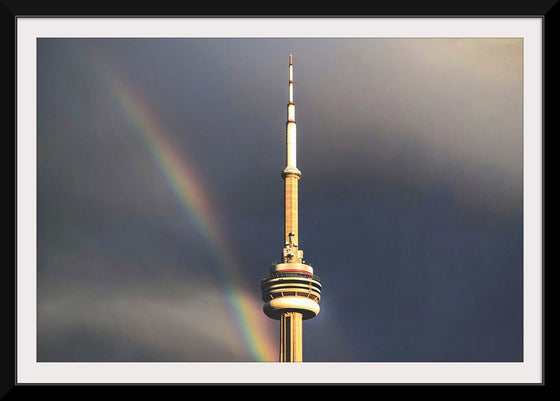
[
  {"xmin": 284, "ymin": 173, "xmax": 300, "ymax": 256},
  {"xmin": 280, "ymin": 312, "xmax": 303, "ymax": 362}
]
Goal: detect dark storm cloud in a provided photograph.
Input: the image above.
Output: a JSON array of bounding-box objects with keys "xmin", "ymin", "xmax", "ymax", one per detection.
[
  {"xmin": 36, "ymin": 37, "xmax": 523, "ymax": 362},
  {"xmin": 296, "ymin": 39, "xmax": 522, "ymax": 215},
  {"xmin": 38, "ymin": 270, "xmax": 250, "ymax": 361}
]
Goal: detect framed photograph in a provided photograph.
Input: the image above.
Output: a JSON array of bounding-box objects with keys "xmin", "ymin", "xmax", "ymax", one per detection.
[{"xmin": 7, "ymin": 4, "xmax": 552, "ymax": 388}]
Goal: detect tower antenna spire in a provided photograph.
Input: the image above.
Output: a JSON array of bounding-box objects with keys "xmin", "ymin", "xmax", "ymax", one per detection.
[
  {"xmin": 261, "ymin": 54, "xmax": 322, "ymax": 362},
  {"xmin": 283, "ymin": 53, "xmax": 301, "ymax": 252}
]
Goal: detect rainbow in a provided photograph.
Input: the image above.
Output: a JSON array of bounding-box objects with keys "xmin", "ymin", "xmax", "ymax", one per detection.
[{"xmin": 97, "ymin": 58, "xmax": 276, "ymax": 362}]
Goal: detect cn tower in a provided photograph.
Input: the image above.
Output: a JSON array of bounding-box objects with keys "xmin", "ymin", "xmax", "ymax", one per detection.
[{"xmin": 261, "ymin": 55, "xmax": 322, "ymax": 362}]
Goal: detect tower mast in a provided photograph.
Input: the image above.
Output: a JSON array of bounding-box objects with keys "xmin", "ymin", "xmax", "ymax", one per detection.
[
  {"xmin": 283, "ymin": 53, "xmax": 302, "ymax": 263},
  {"xmin": 261, "ymin": 55, "xmax": 322, "ymax": 362}
]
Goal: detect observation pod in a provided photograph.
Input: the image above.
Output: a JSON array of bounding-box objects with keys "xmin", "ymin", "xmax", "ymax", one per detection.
[{"xmin": 261, "ymin": 264, "xmax": 322, "ymax": 320}]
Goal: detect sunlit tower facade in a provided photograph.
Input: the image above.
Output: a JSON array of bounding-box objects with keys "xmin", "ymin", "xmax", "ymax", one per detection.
[{"xmin": 261, "ymin": 55, "xmax": 322, "ymax": 362}]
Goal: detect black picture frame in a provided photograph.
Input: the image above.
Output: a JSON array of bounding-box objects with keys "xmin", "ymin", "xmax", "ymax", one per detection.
[{"xmin": 4, "ymin": 0, "xmax": 555, "ymax": 394}]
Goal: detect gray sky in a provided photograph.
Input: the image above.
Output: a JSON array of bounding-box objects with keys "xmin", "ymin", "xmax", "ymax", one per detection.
[{"xmin": 37, "ymin": 37, "xmax": 523, "ymax": 362}]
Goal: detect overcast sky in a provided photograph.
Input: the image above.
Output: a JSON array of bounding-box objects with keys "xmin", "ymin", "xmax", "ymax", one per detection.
[{"xmin": 36, "ymin": 37, "xmax": 523, "ymax": 363}]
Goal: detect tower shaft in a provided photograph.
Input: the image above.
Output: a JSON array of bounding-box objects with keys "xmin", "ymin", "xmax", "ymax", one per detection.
[
  {"xmin": 284, "ymin": 174, "xmax": 300, "ymax": 257},
  {"xmin": 280, "ymin": 311, "xmax": 303, "ymax": 362}
]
